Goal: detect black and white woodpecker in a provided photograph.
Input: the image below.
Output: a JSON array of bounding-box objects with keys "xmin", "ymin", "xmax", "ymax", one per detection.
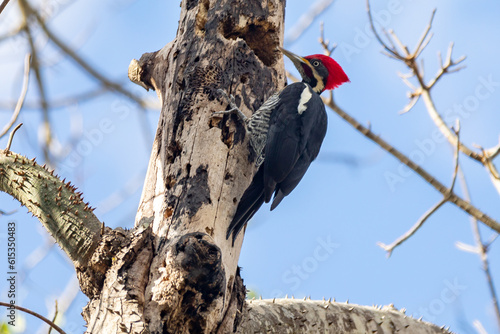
[{"xmin": 214, "ymin": 47, "xmax": 349, "ymax": 245}]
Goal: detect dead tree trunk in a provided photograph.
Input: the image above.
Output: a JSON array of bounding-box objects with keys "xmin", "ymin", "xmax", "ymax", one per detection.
[{"xmin": 113, "ymin": 0, "xmax": 285, "ymax": 332}]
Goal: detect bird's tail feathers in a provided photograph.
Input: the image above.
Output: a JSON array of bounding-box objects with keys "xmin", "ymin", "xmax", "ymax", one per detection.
[
  {"xmin": 226, "ymin": 168, "xmax": 265, "ymax": 245},
  {"xmin": 270, "ymin": 190, "xmax": 285, "ymax": 211}
]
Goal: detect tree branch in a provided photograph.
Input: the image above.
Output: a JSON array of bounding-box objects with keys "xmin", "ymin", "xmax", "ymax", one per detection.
[
  {"xmin": 0, "ymin": 150, "xmax": 102, "ymax": 268},
  {"xmin": 284, "ymin": 0, "xmax": 336, "ymax": 45},
  {"xmin": 324, "ymin": 97, "xmax": 500, "ymax": 234},
  {"xmin": 378, "ymin": 124, "xmax": 461, "ymax": 256},
  {"xmin": 237, "ymin": 299, "xmax": 451, "ymax": 333},
  {"xmin": 0, "ymin": 301, "xmax": 66, "ymax": 334},
  {"xmin": 0, "ymin": 0, "xmax": 11, "ymax": 15},
  {"xmin": 378, "ymin": 198, "xmax": 447, "ymax": 257},
  {"xmin": 456, "ymin": 169, "xmax": 500, "ymax": 331},
  {"xmin": 4, "ymin": 123, "xmax": 23, "ymax": 152},
  {"xmin": 366, "ymin": 0, "xmax": 500, "ymax": 210},
  {"xmin": 18, "ymin": 1, "xmax": 53, "ymax": 164},
  {"xmin": 0, "ymin": 54, "xmax": 30, "ymax": 139},
  {"xmin": 18, "ymin": 0, "xmax": 146, "ymax": 107},
  {"xmin": 367, "ymin": 0, "xmax": 500, "ymax": 199}
]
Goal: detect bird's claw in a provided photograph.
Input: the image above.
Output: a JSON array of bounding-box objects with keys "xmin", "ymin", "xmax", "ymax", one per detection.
[
  {"xmin": 211, "ymin": 108, "xmax": 237, "ymax": 117},
  {"xmin": 212, "ymin": 89, "xmax": 246, "ymax": 121},
  {"xmin": 216, "ymin": 89, "xmax": 237, "ymax": 109}
]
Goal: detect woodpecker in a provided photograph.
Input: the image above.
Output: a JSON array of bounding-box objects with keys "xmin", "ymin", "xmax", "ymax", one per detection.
[{"xmin": 215, "ymin": 47, "xmax": 349, "ymax": 245}]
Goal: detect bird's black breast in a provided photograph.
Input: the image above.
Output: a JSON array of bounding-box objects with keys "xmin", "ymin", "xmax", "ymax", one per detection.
[{"xmin": 263, "ymin": 82, "xmax": 327, "ymax": 202}]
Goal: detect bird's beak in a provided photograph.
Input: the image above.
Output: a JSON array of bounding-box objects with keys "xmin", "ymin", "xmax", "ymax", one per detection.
[{"xmin": 278, "ymin": 46, "xmax": 310, "ymax": 69}]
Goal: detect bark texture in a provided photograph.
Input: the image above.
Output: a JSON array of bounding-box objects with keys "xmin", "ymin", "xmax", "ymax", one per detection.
[
  {"xmin": 0, "ymin": 151, "xmax": 101, "ymax": 268},
  {"xmin": 238, "ymin": 299, "xmax": 452, "ymax": 334},
  {"xmin": 126, "ymin": 0, "xmax": 286, "ymax": 332}
]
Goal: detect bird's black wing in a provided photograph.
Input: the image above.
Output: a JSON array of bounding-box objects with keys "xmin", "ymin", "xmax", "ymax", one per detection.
[
  {"xmin": 226, "ymin": 167, "xmax": 265, "ymax": 245},
  {"xmin": 226, "ymin": 82, "xmax": 327, "ymax": 243},
  {"xmin": 265, "ymin": 83, "xmax": 328, "ymax": 209},
  {"xmin": 262, "ymin": 83, "xmax": 309, "ymax": 202}
]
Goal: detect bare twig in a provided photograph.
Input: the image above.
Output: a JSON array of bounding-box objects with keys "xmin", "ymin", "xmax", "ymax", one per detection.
[
  {"xmin": 426, "ymin": 43, "xmax": 466, "ymax": 90},
  {"xmin": 473, "ymin": 320, "xmax": 488, "ymax": 334},
  {"xmin": 388, "ymin": 29, "xmax": 409, "ymax": 56},
  {"xmin": 399, "ymin": 96, "xmax": 419, "ymax": 115},
  {"xmin": 19, "ymin": 0, "xmax": 145, "ymax": 107},
  {"xmin": 0, "ymin": 87, "xmax": 117, "ymax": 111},
  {"xmin": 411, "ymin": 9, "xmax": 436, "ymax": 59},
  {"xmin": 0, "ymin": 208, "xmax": 17, "ymax": 216},
  {"xmin": 0, "ymin": 301, "xmax": 66, "ymax": 334},
  {"xmin": 378, "ymin": 122, "xmax": 461, "ymax": 256},
  {"xmin": 322, "ymin": 95, "xmax": 500, "ymax": 233},
  {"xmin": 0, "ymin": 0, "xmax": 12, "ymax": 15},
  {"xmin": 366, "ymin": 1, "xmax": 404, "ymax": 61},
  {"xmin": 397, "ymin": 71, "xmax": 418, "ymax": 91},
  {"xmin": 455, "ymin": 241, "xmax": 479, "ymax": 254},
  {"xmin": 48, "ymin": 300, "xmax": 59, "ymax": 334},
  {"xmin": 4, "ymin": 123, "xmax": 23, "ymax": 152},
  {"xmin": 449, "ymin": 121, "xmax": 461, "ymax": 189},
  {"xmin": 284, "ymin": 0, "xmax": 336, "ymax": 45},
  {"xmin": 318, "ymin": 22, "xmax": 336, "ymax": 56},
  {"xmin": 18, "ymin": 1, "xmax": 53, "ymax": 164},
  {"xmin": 485, "ymin": 233, "xmax": 499, "ymax": 249},
  {"xmin": 367, "ymin": 0, "xmax": 500, "ymax": 199},
  {"xmin": 456, "ymin": 169, "xmax": 500, "ymax": 331},
  {"xmin": 485, "ymin": 137, "xmax": 500, "ymax": 160},
  {"xmin": 377, "ymin": 198, "xmax": 447, "ymax": 257},
  {"xmin": 0, "ymin": 54, "xmax": 31, "ymax": 139}
]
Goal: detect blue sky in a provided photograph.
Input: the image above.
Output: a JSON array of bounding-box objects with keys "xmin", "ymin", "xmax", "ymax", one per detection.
[{"xmin": 1, "ymin": 0, "xmax": 499, "ymax": 333}]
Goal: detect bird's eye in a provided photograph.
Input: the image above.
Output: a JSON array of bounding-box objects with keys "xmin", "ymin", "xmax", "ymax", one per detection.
[{"xmin": 313, "ymin": 61, "xmax": 320, "ymax": 67}]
